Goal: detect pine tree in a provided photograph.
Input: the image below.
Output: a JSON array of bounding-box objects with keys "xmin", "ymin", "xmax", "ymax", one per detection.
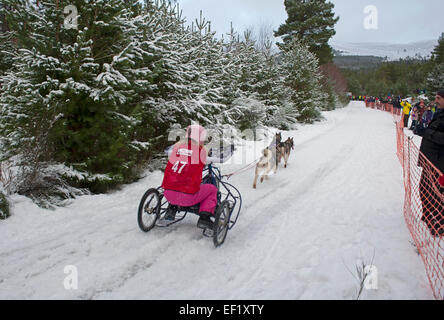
[
  {"xmin": 0, "ymin": 0, "xmax": 32, "ymax": 77},
  {"xmin": 431, "ymin": 33, "xmax": 444, "ymax": 65},
  {"xmin": 218, "ymin": 26, "xmax": 276, "ymax": 130},
  {"xmin": 0, "ymin": 1, "xmax": 11, "ymax": 77},
  {"xmin": 257, "ymin": 54, "xmax": 284, "ymax": 104},
  {"xmin": 113, "ymin": 0, "xmax": 182, "ymax": 156},
  {"xmin": 426, "ymin": 63, "xmax": 444, "ymax": 98},
  {"xmin": 255, "ymin": 52, "xmax": 296, "ymax": 129},
  {"xmin": 426, "ymin": 33, "xmax": 444, "ymax": 99},
  {"xmin": 0, "ymin": 0, "xmax": 146, "ymax": 195},
  {"xmin": 279, "ymin": 39, "xmax": 324, "ymax": 123},
  {"xmin": 236, "ymin": 29, "xmax": 264, "ymax": 96},
  {"xmin": 218, "ymin": 24, "xmax": 243, "ymax": 107},
  {"xmin": 275, "ymin": 0, "xmax": 339, "ymax": 64},
  {"xmin": 175, "ymin": 9, "xmax": 225, "ymax": 125},
  {"xmin": 118, "ymin": 1, "xmax": 231, "ymax": 151},
  {"xmin": 0, "ymin": 190, "xmax": 9, "ymax": 220},
  {"xmin": 191, "ymin": 25, "xmax": 227, "ymax": 121}
]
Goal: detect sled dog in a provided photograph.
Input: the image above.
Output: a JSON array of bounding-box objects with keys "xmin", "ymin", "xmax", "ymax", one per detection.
[
  {"xmin": 279, "ymin": 137, "xmax": 294, "ymax": 168},
  {"xmin": 253, "ymin": 133, "xmax": 282, "ymax": 189}
]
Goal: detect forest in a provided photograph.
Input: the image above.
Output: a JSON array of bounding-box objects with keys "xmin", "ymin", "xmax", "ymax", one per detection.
[
  {"xmin": 0, "ymin": 0, "xmax": 348, "ymax": 211},
  {"xmin": 340, "ymin": 33, "xmax": 444, "ymax": 100}
]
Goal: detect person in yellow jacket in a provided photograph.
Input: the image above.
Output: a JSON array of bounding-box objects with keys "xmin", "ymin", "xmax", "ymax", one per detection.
[{"xmin": 401, "ymin": 100, "xmax": 412, "ymax": 128}]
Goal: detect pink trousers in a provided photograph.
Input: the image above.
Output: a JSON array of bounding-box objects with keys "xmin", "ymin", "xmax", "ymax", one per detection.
[{"xmin": 164, "ymin": 184, "xmax": 218, "ymax": 214}]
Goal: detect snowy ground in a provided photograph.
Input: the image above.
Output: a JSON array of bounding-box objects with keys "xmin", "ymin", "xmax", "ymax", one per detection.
[{"xmin": 0, "ymin": 101, "xmax": 434, "ymax": 300}]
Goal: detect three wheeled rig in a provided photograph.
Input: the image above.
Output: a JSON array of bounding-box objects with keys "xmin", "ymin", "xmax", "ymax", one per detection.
[{"xmin": 137, "ymin": 164, "xmax": 241, "ymax": 247}]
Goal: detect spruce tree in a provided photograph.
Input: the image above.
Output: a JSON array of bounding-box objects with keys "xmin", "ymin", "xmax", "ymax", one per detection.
[
  {"xmin": 0, "ymin": 190, "xmax": 9, "ymax": 220},
  {"xmin": 175, "ymin": 9, "xmax": 223, "ymax": 125},
  {"xmin": 257, "ymin": 54, "xmax": 284, "ymax": 103},
  {"xmin": 426, "ymin": 63, "xmax": 444, "ymax": 99},
  {"xmin": 219, "ymin": 24, "xmax": 243, "ymax": 107},
  {"xmin": 431, "ymin": 33, "xmax": 444, "ymax": 65},
  {"xmin": 255, "ymin": 51, "xmax": 295, "ymax": 129},
  {"xmin": 236, "ymin": 29, "xmax": 264, "ymax": 96},
  {"xmin": 217, "ymin": 27, "xmax": 272, "ymax": 130},
  {"xmin": 279, "ymin": 39, "xmax": 324, "ymax": 123},
  {"xmin": 0, "ymin": 2, "xmax": 11, "ymax": 77},
  {"xmin": 275, "ymin": 0, "xmax": 339, "ymax": 64},
  {"xmin": 0, "ymin": 0, "xmax": 145, "ymax": 195},
  {"xmin": 425, "ymin": 33, "xmax": 444, "ymax": 101},
  {"xmin": 426, "ymin": 33, "xmax": 444, "ymax": 99}
]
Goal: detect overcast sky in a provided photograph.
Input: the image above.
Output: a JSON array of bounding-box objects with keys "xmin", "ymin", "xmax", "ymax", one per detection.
[{"xmin": 177, "ymin": 0, "xmax": 444, "ymax": 44}]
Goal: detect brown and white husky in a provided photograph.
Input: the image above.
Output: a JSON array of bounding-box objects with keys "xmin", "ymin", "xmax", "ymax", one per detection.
[
  {"xmin": 253, "ymin": 133, "xmax": 282, "ymax": 189},
  {"xmin": 278, "ymin": 137, "xmax": 294, "ymax": 168}
]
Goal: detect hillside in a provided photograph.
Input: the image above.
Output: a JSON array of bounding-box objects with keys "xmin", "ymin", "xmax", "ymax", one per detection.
[
  {"xmin": 332, "ymin": 40, "xmax": 437, "ymax": 61},
  {"xmin": 333, "ymin": 55, "xmax": 386, "ymax": 70}
]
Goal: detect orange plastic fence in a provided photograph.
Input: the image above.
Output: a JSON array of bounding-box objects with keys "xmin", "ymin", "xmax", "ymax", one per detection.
[{"xmin": 365, "ymin": 100, "xmax": 444, "ymax": 299}]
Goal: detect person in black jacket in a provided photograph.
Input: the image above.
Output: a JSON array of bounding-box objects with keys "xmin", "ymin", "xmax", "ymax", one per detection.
[{"xmin": 418, "ymin": 89, "xmax": 444, "ymax": 237}]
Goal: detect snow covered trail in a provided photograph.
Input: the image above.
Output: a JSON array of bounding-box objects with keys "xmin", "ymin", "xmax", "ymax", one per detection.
[{"xmin": 0, "ymin": 101, "xmax": 434, "ymax": 300}]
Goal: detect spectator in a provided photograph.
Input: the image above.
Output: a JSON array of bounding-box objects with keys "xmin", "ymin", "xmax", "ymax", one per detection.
[
  {"xmin": 418, "ymin": 89, "xmax": 444, "ymax": 237},
  {"xmin": 415, "ymin": 99, "xmax": 426, "ymax": 122},
  {"xmin": 409, "ymin": 106, "xmax": 418, "ymax": 130},
  {"xmin": 415, "ymin": 105, "xmax": 434, "ymax": 136},
  {"xmin": 401, "ymin": 99, "xmax": 412, "ymax": 128},
  {"xmin": 423, "ymin": 104, "xmax": 434, "ymax": 126}
]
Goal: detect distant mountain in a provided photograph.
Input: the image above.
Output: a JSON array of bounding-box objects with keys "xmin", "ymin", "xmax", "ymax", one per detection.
[
  {"xmin": 333, "ymin": 55, "xmax": 385, "ymax": 70},
  {"xmin": 331, "ymin": 40, "xmax": 437, "ymax": 61}
]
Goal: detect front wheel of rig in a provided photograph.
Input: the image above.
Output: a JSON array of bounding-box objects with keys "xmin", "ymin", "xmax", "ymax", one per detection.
[
  {"xmin": 213, "ymin": 200, "xmax": 231, "ymax": 247},
  {"xmin": 137, "ymin": 189, "xmax": 161, "ymax": 232}
]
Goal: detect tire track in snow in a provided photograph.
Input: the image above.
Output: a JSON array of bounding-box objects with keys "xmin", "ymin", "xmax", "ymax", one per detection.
[
  {"xmin": 6, "ymin": 103, "xmax": 426, "ymax": 299},
  {"xmin": 224, "ymin": 105, "xmax": 369, "ymax": 298},
  {"xmin": 227, "ymin": 144, "xmax": 355, "ymax": 298}
]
